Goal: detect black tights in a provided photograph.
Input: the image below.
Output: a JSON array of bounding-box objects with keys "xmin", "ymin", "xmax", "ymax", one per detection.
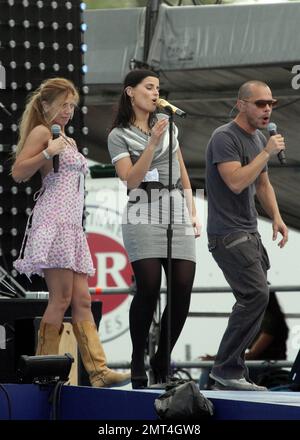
[{"xmin": 130, "ymin": 258, "xmax": 195, "ymax": 375}]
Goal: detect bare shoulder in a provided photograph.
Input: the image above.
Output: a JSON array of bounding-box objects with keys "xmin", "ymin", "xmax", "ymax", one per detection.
[
  {"xmin": 28, "ymin": 124, "xmax": 51, "ymax": 142},
  {"xmin": 18, "ymin": 125, "xmax": 51, "ymax": 159}
]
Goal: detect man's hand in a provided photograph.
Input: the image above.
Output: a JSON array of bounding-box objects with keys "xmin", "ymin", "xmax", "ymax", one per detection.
[
  {"xmin": 272, "ymin": 217, "xmax": 288, "ymax": 248},
  {"xmin": 200, "ymin": 354, "xmax": 216, "ymax": 361},
  {"xmin": 265, "ymin": 134, "xmax": 286, "ymax": 157}
]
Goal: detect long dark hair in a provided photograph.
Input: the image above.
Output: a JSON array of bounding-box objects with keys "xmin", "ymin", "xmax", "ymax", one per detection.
[
  {"xmin": 267, "ymin": 291, "xmax": 289, "ymax": 336},
  {"xmin": 111, "ymin": 69, "xmax": 159, "ymax": 130}
]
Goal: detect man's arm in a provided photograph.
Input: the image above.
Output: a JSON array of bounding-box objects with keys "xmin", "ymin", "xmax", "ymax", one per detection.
[
  {"xmin": 217, "ymin": 133, "xmax": 285, "ymax": 194},
  {"xmin": 217, "ymin": 152, "xmax": 269, "ymax": 194},
  {"xmin": 256, "ymin": 171, "xmax": 288, "ymax": 248}
]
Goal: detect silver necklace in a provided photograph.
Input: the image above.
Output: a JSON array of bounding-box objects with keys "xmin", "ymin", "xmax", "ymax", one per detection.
[{"xmin": 133, "ymin": 124, "xmax": 151, "ymax": 136}]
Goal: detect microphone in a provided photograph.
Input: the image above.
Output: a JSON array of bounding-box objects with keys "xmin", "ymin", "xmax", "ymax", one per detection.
[
  {"xmin": 157, "ymin": 98, "xmax": 186, "ymax": 118},
  {"xmin": 0, "ymin": 102, "xmax": 12, "ymax": 117},
  {"xmin": 267, "ymin": 122, "xmax": 286, "ymax": 165},
  {"xmin": 51, "ymin": 124, "xmax": 61, "ymax": 173}
]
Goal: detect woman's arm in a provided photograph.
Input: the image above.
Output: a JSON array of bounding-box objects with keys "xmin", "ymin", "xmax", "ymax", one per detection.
[
  {"xmin": 115, "ymin": 143, "xmax": 156, "ymax": 190},
  {"xmin": 177, "ymin": 148, "xmax": 201, "ymax": 237},
  {"xmin": 12, "ymin": 125, "xmax": 66, "ymax": 182},
  {"xmin": 114, "ymin": 118, "xmax": 168, "ymax": 189},
  {"xmin": 245, "ymin": 332, "xmax": 274, "ymax": 360}
]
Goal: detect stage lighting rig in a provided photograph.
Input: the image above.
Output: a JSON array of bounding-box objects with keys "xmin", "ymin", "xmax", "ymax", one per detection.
[{"xmin": 0, "ymin": 0, "xmax": 89, "ymax": 292}]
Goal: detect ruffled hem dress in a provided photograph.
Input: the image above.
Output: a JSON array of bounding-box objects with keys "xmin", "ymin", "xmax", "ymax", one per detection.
[{"xmin": 14, "ymin": 138, "xmax": 95, "ymax": 278}]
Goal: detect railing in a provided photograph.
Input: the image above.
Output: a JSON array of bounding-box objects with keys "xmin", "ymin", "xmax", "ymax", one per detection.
[
  {"xmin": 87, "ymin": 285, "xmax": 300, "ymax": 319},
  {"xmin": 108, "ymin": 360, "xmax": 294, "ymax": 370},
  {"xmin": 23, "ymin": 285, "xmax": 300, "ymax": 376},
  {"xmin": 91, "ymin": 285, "xmax": 300, "ymax": 374},
  {"xmin": 25, "ymin": 285, "xmax": 300, "ymax": 320},
  {"xmin": 87, "ymin": 285, "xmax": 300, "ymax": 295}
]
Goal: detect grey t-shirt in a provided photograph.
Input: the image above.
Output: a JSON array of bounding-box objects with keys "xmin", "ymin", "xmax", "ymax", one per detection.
[{"xmin": 206, "ymin": 121, "xmax": 267, "ymax": 235}]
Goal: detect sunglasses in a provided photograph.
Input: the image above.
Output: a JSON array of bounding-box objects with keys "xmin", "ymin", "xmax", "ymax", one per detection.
[{"xmin": 242, "ymin": 99, "xmax": 278, "ymax": 108}]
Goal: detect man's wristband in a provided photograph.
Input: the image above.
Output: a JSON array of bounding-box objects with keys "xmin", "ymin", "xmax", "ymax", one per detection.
[{"xmin": 42, "ymin": 149, "xmax": 51, "ymax": 160}]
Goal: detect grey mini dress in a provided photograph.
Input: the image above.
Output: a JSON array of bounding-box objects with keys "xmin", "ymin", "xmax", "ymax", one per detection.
[{"xmin": 107, "ymin": 118, "xmax": 196, "ymax": 263}]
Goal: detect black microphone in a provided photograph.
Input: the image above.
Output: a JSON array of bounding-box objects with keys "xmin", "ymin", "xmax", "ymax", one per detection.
[
  {"xmin": 267, "ymin": 122, "xmax": 287, "ymax": 165},
  {"xmin": 51, "ymin": 124, "xmax": 61, "ymax": 173},
  {"xmin": 157, "ymin": 98, "xmax": 186, "ymax": 118}
]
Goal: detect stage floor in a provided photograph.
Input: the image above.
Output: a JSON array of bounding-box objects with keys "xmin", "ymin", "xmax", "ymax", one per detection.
[{"xmin": 1, "ymin": 383, "xmax": 300, "ymax": 421}]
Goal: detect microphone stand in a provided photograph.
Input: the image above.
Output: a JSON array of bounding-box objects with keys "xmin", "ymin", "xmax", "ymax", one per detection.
[
  {"xmin": 165, "ymin": 106, "xmax": 174, "ymax": 384},
  {"xmin": 150, "ymin": 106, "xmax": 185, "ymax": 388},
  {"xmin": 150, "ymin": 108, "xmax": 174, "ymax": 388},
  {"xmin": 0, "ymin": 102, "xmax": 12, "ymax": 117}
]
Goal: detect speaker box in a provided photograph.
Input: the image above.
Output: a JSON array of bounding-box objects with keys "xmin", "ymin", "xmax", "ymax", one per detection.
[
  {"xmin": 0, "ymin": 298, "xmax": 102, "ymax": 384},
  {"xmin": 14, "ymin": 317, "xmax": 79, "ymax": 385},
  {"xmin": 0, "ymin": 299, "xmax": 49, "ymax": 383}
]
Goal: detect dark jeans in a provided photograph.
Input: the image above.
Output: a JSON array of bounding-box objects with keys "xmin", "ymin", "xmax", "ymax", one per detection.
[{"xmin": 208, "ymin": 231, "xmax": 270, "ymax": 380}]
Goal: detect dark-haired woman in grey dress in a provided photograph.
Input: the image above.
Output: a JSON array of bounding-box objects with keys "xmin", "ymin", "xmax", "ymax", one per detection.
[{"xmin": 108, "ymin": 69, "xmax": 201, "ymax": 389}]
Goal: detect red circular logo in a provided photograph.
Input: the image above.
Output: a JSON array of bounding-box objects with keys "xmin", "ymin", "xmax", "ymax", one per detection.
[{"xmin": 87, "ymin": 232, "xmax": 133, "ymax": 315}]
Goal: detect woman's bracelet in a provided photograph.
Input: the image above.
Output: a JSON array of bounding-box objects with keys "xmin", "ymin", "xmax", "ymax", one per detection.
[{"xmin": 42, "ymin": 149, "xmax": 51, "ymax": 160}]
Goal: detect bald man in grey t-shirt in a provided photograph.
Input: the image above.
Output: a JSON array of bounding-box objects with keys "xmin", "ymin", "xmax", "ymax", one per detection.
[
  {"xmin": 207, "ymin": 120, "xmax": 267, "ymax": 236},
  {"xmin": 205, "ymin": 80, "xmax": 288, "ymax": 391}
]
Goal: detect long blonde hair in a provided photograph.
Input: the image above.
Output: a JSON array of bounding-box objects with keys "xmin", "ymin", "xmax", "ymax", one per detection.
[{"xmin": 16, "ymin": 77, "xmax": 79, "ymax": 157}]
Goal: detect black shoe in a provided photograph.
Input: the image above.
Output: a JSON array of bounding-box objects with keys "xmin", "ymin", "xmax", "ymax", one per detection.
[
  {"xmin": 150, "ymin": 356, "xmax": 168, "ymax": 384},
  {"xmin": 131, "ymin": 375, "xmax": 148, "ymax": 389},
  {"xmin": 131, "ymin": 361, "xmax": 148, "ymax": 389}
]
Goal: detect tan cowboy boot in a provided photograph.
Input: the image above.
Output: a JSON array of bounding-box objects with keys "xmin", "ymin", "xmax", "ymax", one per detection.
[
  {"xmin": 72, "ymin": 321, "xmax": 131, "ymax": 387},
  {"xmin": 36, "ymin": 322, "xmax": 64, "ymax": 355}
]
